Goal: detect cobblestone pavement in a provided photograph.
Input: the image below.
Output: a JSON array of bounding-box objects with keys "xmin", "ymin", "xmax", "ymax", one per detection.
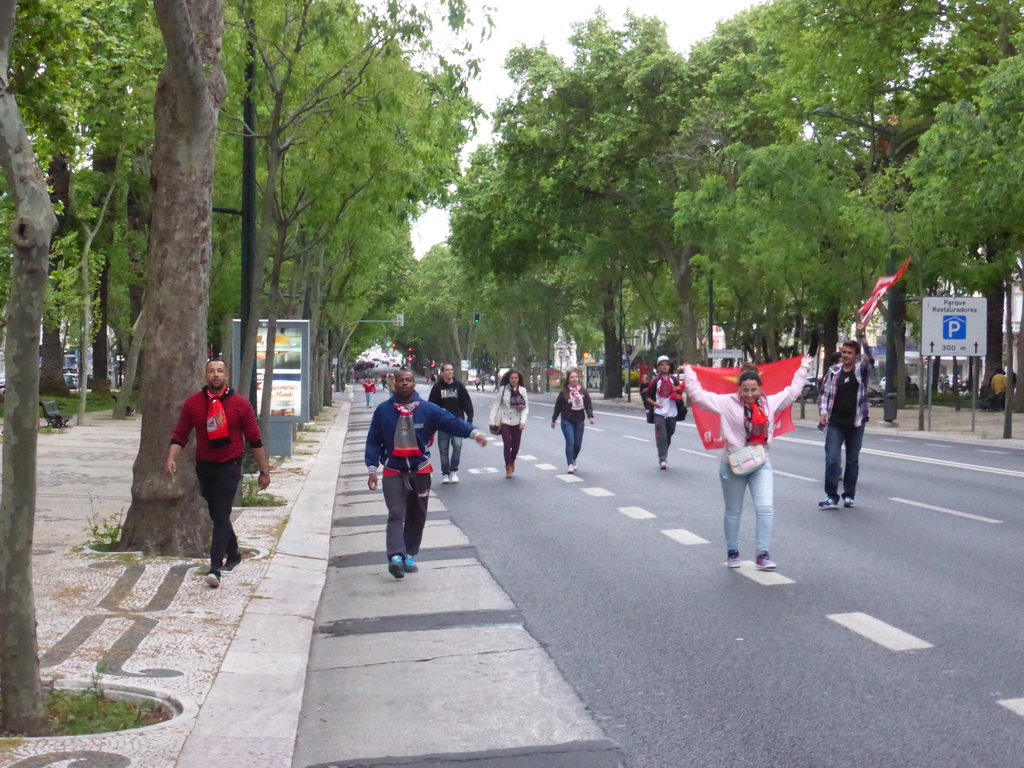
[{"xmin": 0, "ymin": 400, "xmax": 346, "ymax": 768}]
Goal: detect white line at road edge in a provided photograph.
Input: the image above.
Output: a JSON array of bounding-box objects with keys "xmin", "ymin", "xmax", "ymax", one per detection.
[
  {"xmin": 890, "ymin": 497, "xmax": 1003, "ymax": 524},
  {"xmin": 998, "ymin": 699, "xmax": 1024, "ymax": 718},
  {"xmin": 773, "ymin": 470, "xmax": 815, "ymax": 482},
  {"xmin": 779, "ymin": 436, "xmax": 1024, "ymax": 479},
  {"xmin": 624, "ymin": 435, "xmax": 650, "ymax": 443},
  {"xmin": 619, "ymin": 506, "xmax": 656, "ymax": 519},
  {"xmin": 660, "ymin": 528, "xmax": 709, "ymax": 545},
  {"xmin": 827, "ymin": 612, "xmax": 933, "ymax": 651}
]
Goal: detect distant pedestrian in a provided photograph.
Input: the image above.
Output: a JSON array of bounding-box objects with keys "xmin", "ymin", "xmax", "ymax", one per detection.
[
  {"xmin": 990, "ymin": 367, "xmax": 1007, "ymax": 411},
  {"xmin": 550, "ymin": 368, "xmax": 594, "ymax": 474},
  {"xmin": 684, "ymin": 357, "xmax": 811, "ymax": 571},
  {"xmin": 489, "ymin": 368, "xmax": 529, "ymax": 478},
  {"xmin": 643, "ymin": 355, "xmax": 685, "ymax": 470},
  {"xmin": 817, "ymin": 323, "xmax": 874, "ymax": 509},
  {"xmin": 428, "ymin": 363, "xmax": 475, "ymax": 484},
  {"xmin": 362, "ymin": 377, "xmax": 377, "ymax": 408},
  {"xmin": 366, "ymin": 369, "xmax": 487, "ymax": 579},
  {"xmin": 165, "ymin": 359, "xmax": 271, "ymax": 588}
]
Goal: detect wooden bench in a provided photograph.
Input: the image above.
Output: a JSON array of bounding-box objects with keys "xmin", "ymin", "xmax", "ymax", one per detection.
[{"xmin": 40, "ymin": 400, "xmax": 71, "ymax": 428}]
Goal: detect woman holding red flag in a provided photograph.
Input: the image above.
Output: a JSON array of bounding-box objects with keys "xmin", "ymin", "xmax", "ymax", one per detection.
[{"xmin": 683, "ymin": 357, "xmax": 811, "ymax": 571}]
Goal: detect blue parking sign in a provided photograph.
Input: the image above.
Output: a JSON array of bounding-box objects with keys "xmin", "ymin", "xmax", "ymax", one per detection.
[{"xmin": 942, "ymin": 315, "xmax": 967, "ymax": 340}]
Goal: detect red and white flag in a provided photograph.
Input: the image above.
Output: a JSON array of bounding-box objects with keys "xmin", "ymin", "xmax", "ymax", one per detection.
[
  {"xmin": 859, "ymin": 257, "xmax": 911, "ymax": 325},
  {"xmin": 689, "ymin": 356, "xmax": 804, "ymax": 450}
]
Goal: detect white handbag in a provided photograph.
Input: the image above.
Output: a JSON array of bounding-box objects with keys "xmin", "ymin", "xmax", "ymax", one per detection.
[{"xmin": 727, "ymin": 444, "xmax": 767, "ymax": 476}]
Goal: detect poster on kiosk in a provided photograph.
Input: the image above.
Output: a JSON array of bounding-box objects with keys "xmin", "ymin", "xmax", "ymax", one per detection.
[{"xmin": 232, "ymin": 319, "xmax": 310, "ymax": 424}]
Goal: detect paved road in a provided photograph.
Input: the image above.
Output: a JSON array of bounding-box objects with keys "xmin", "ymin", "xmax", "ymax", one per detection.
[{"xmin": 434, "ymin": 387, "xmax": 1024, "ymax": 768}]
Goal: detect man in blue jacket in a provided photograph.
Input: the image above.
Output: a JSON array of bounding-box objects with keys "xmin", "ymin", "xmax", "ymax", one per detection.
[{"xmin": 366, "ymin": 369, "xmax": 487, "ymax": 579}]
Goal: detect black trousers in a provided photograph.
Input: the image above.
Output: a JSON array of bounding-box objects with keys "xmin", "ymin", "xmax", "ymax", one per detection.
[
  {"xmin": 196, "ymin": 459, "xmax": 242, "ymax": 573},
  {"xmin": 381, "ymin": 472, "xmax": 431, "ymax": 559}
]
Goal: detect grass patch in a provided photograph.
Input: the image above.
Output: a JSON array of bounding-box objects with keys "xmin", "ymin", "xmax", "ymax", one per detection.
[
  {"xmin": 297, "ymin": 424, "xmax": 324, "ymax": 432},
  {"xmin": 86, "ymin": 511, "xmax": 124, "ymax": 552},
  {"xmin": 45, "ymin": 683, "xmax": 168, "ymax": 735},
  {"xmin": 241, "ymin": 476, "xmax": 286, "ymax": 506}
]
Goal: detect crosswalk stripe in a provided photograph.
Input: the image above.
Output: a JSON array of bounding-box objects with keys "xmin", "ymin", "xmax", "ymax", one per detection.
[
  {"xmin": 582, "ymin": 487, "xmax": 614, "ymax": 497},
  {"xmin": 556, "ymin": 474, "xmax": 583, "ymax": 483},
  {"xmin": 518, "ymin": 454, "xmax": 537, "ymax": 461},
  {"xmin": 998, "ymin": 699, "xmax": 1024, "ymax": 717},
  {"xmin": 890, "ymin": 497, "xmax": 1002, "ymax": 524},
  {"xmin": 535, "ymin": 463, "xmax": 557, "ymax": 470},
  {"xmin": 618, "ymin": 506, "xmax": 655, "ymax": 519},
  {"xmin": 660, "ymin": 528, "xmax": 709, "ymax": 545},
  {"xmin": 734, "ymin": 562, "xmax": 795, "ymax": 585},
  {"xmin": 827, "ymin": 612, "xmax": 933, "ymax": 651}
]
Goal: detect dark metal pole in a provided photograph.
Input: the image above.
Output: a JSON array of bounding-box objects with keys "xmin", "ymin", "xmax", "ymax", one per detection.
[
  {"xmin": 242, "ymin": 13, "xmax": 258, "ymax": 407},
  {"xmin": 708, "ymin": 277, "xmax": 714, "ymax": 365},
  {"xmin": 883, "ymin": 124, "xmax": 899, "ymax": 422}
]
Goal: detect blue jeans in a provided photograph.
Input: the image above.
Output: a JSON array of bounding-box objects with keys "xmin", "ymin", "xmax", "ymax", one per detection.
[
  {"xmin": 364, "ymin": 391, "xmax": 373, "ymax": 407},
  {"xmin": 560, "ymin": 419, "xmax": 585, "ymax": 466},
  {"xmin": 437, "ymin": 431, "xmax": 463, "ymax": 475},
  {"xmin": 824, "ymin": 422, "xmax": 865, "ymax": 499},
  {"xmin": 718, "ymin": 460, "xmax": 774, "ymax": 554}
]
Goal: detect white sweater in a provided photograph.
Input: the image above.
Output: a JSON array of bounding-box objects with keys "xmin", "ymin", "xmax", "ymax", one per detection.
[{"xmin": 489, "ymin": 385, "xmax": 530, "ymax": 426}]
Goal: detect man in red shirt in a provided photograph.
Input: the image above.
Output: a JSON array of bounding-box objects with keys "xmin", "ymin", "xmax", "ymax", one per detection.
[{"xmin": 165, "ymin": 359, "xmax": 271, "ymax": 588}]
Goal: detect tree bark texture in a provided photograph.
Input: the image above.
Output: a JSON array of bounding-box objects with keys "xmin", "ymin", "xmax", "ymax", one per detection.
[
  {"xmin": 600, "ymin": 288, "xmax": 623, "ymax": 399},
  {"xmin": 667, "ymin": 246, "xmax": 700, "ymax": 363},
  {"xmin": 40, "ymin": 156, "xmax": 70, "ymax": 396},
  {"xmin": 0, "ymin": 0, "xmax": 59, "ymax": 734},
  {"xmin": 120, "ymin": 0, "xmax": 225, "ymax": 556}
]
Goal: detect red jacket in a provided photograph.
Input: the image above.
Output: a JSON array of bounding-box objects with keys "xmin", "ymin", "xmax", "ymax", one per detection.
[
  {"xmin": 362, "ymin": 379, "xmax": 377, "ymax": 393},
  {"xmin": 170, "ymin": 387, "xmax": 263, "ymax": 462}
]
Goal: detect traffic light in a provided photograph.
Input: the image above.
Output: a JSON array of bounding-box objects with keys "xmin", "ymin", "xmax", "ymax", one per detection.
[
  {"xmin": 408, "ymin": 347, "xmax": 413, "ymax": 352},
  {"xmin": 473, "ymin": 312, "xmax": 480, "ymax": 323}
]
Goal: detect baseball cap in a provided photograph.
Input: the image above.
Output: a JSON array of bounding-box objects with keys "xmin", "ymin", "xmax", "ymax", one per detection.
[{"xmin": 657, "ymin": 355, "xmax": 670, "ymax": 363}]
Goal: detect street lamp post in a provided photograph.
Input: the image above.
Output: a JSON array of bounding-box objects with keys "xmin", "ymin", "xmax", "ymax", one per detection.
[{"xmin": 812, "ymin": 107, "xmax": 900, "ymax": 422}]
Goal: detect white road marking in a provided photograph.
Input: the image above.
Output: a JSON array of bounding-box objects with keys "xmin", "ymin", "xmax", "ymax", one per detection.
[
  {"xmin": 998, "ymin": 699, "xmax": 1024, "ymax": 718},
  {"xmin": 556, "ymin": 474, "xmax": 584, "ymax": 483},
  {"xmin": 467, "ymin": 467, "xmax": 500, "ymax": 474},
  {"xmin": 588, "ymin": 427, "xmax": 605, "ymax": 432},
  {"xmin": 624, "ymin": 435, "xmax": 650, "ymax": 443},
  {"xmin": 582, "ymin": 487, "xmax": 614, "ymax": 497},
  {"xmin": 779, "ymin": 436, "xmax": 1024, "ymax": 479},
  {"xmin": 660, "ymin": 528, "xmax": 709, "ymax": 545},
  {"xmin": 592, "ymin": 410, "xmax": 647, "ymax": 421},
  {"xmin": 735, "ymin": 562, "xmax": 794, "ymax": 585},
  {"xmin": 925, "ymin": 444, "xmax": 952, "ymax": 448},
  {"xmin": 827, "ymin": 612, "xmax": 933, "ymax": 651},
  {"xmin": 518, "ymin": 454, "xmax": 538, "ymax": 461},
  {"xmin": 890, "ymin": 497, "xmax": 1002, "ymax": 524},
  {"xmin": 535, "ymin": 463, "xmax": 557, "ymax": 471},
  {"xmin": 532, "ymin": 415, "xmax": 547, "ymax": 420},
  {"xmin": 677, "ymin": 448, "xmax": 717, "ymax": 460},
  {"xmin": 978, "ymin": 449, "xmax": 1008, "ymax": 455},
  {"xmin": 881, "ymin": 438, "xmax": 905, "ymax": 442},
  {"xmin": 486, "ymin": 436, "xmax": 499, "ymax": 442},
  {"xmin": 773, "ymin": 470, "xmax": 815, "ymax": 482},
  {"xmin": 619, "ymin": 506, "xmax": 656, "ymax": 519}
]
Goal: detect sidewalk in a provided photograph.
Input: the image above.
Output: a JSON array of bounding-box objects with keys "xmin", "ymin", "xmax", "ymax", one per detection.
[{"xmin": 0, "ymin": 402, "xmax": 345, "ymax": 767}]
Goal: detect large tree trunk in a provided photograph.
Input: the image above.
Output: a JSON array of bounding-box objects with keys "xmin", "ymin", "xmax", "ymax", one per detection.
[
  {"xmin": 120, "ymin": 0, "xmax": 225, "ymax": 555},
  {"xmin": 0, "ymin": 0, "xmax": 59, "ymax": 734},
  {"xmin": 667, "ymin": 246, "xmax": 700, "ymax": 363},
  {"xmin": 91, "ymin": 257, "xmax": 111, "ymax": 395},
  {"xmin": 600, "ymin": 288, "xmax": 622, "ymax": 399},
  {"xmin": 39, "ymin": 156, "xmax": 70, "ymax": 396}
]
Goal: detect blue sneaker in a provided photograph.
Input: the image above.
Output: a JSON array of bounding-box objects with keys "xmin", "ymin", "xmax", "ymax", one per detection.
[
  {"xmin": 842, "ymin": 496, "xmax": 855, "ymax": 508},
  {"xmin": 388, "ymin": 555, "xmax": 405, "ymax": 579},
  {"xmin": 818, "ymin": 496, "xmax": 839, "ymax": 510},
  {"xmin": 403, "ymin": 555, "xmax": 418, "ymax": 573}
]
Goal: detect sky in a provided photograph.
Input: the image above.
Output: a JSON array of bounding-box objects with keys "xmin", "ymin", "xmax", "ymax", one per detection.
[{"xmin": 410, "ymin": 0, "xmax": 766, "ymax": 257}]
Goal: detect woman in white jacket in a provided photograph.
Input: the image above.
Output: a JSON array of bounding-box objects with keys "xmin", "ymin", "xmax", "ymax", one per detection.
[
  {"xmin": 683, "ymin": 357, "xmax": 811, "ymax": 571},
  {"xmin": 489, "ymin": 368, "xmax": 529, "ymax": 478}
]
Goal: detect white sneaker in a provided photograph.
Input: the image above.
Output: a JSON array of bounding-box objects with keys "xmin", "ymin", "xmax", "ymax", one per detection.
[
  {"xmin": 441, "ymin": 474, "xmax": 450, "ymax": 484},
  {"xmin": 450, "ymin": 472, "xmax": 459, "ymax": 484},
  {"xmin": 567, "ymin": 465, "xmax": 575, "ymax": 474}
]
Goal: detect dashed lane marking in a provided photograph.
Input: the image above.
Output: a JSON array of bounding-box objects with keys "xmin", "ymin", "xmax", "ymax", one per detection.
[
  {"xmin": 467, "ymin": 467, "xmax": 500, "ymax": 474},
  {"xmin": 677, "ymin": 448, "xmax": 716, "ymax": 460},
  {"xmin": 978, "ymin": 449, "xmax": 1008, "ymax": 455},
  {"xmin": 779, "ymin": 436, "xmax": 1024, "ymax": 479},
  {"xmin": 660, "ymin": 528, "xmax": 709, "ymax": 545},
  {"xmin": 556, "ymin": 474, "xmax": 584, "ymax": 483},
  {"xmin": 735, "ymin": 562, "xmax": 795, "ymax": 586},
  {"xmin": 890, "ymin": 497, "xmax": 1003, "ymax": 524},
  {"xmin": 582, "ymin": 487, "xmax": 615, "ymax": 497},
  {"xmin": 827, "ymin": 612, "xmax": 933, "ymax": 651},
  {"xmin": 998, "ymin": 699, "xmax": 1024, "ymax": 718},
  {"xmin": 535, "ymin": 463, "xmax": 557, "ymax": 471},
  {"xmin": 588, "ymin": 426, "xmax": 605, "ymax": 432},
  {"xmin": 518, "ymin": 454, "xmax": 538, "ymax": 461},
  {"xmin": 773, "ymin": 470, "xmax": 815, "ymax": 482},
  {"xmin": 925, "ymin": 444, "xmax": 952, "ymax": 448},
  {"xmin": 624, "ymin": 435, "xmax": 649, "ymax": 443},
  {"xmin": 618, "ymin": 506, "xmax": 656, "ymax": 519}
]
